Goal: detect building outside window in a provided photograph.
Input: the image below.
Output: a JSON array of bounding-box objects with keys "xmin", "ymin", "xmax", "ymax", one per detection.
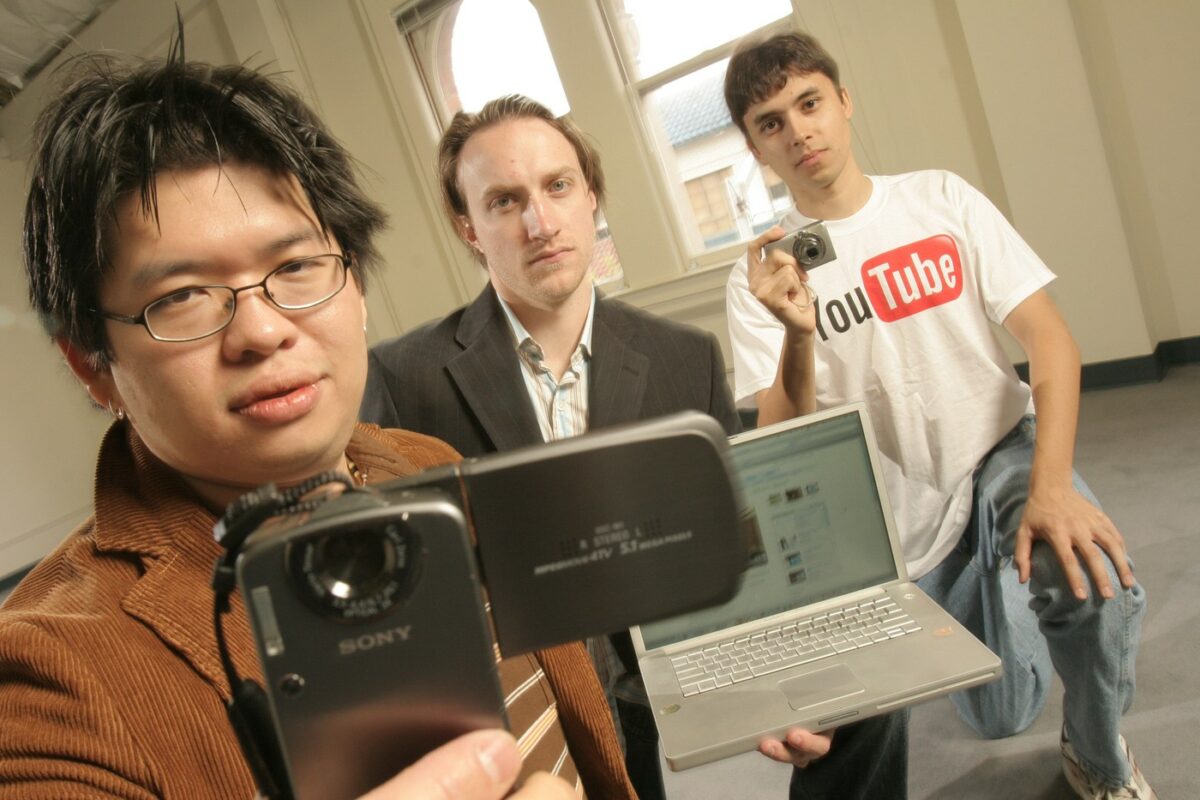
[{"xmin": 601, "ymin": 0, "xmax": 796, "ymax": 260}]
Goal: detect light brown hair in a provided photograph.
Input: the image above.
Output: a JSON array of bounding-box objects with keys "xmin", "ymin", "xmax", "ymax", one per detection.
[{"xmin": 437, "ymin": 95, "xmax": 605, "ymax": 256}]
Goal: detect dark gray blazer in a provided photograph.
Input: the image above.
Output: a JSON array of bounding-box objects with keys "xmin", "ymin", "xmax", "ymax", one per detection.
[{"xmin": 360, "ymin": 284, "xmax": 741, "ymax": 457}]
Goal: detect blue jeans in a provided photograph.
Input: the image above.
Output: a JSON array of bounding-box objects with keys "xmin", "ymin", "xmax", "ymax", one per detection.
[{"xmin": 916, "ymin": 416, "xmax": 1145, "ymax": 786}]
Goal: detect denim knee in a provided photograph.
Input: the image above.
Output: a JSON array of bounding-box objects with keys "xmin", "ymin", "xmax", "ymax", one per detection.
[
  {"xmin": 1027, "ymin": 538, "xmax": 1141, "ymax": 616},
  {"xmin": 953, "ymin": 693, "xmax": 1043, "ymax": 739}
]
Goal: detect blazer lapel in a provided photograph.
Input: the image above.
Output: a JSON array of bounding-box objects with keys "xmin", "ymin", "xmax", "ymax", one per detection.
[
  {"xmin": 589, "ymin": 298, "xmax": 649, "ymax": 429},
  {"xmin": 447, "ymin": 286, "xmax": 545, "ymax": 452},
  {"xmin": 94, "ymin": 427, "xmax": 262, "ymax": 698}
]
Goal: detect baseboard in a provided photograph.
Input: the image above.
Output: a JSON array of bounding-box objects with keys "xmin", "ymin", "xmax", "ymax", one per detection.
[
  {"xmin": 1156, "ymin": 336, "xmax": 1200, "ymax": 366},
  {"xmin": 1013, "ymin": 335, "xmax": 1200, "ymax": 390}
]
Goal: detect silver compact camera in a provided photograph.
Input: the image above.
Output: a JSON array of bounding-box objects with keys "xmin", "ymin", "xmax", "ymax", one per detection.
[
  {"xmin": 764, "ymin": 220, "xmax": 837, "ymax": 269},
  {"xmin": 234, "ymin": 488, "xmax": 504, "ymax": 800}
]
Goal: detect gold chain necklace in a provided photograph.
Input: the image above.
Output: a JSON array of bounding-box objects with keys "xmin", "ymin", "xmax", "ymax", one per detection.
[{"xmin": 346, "ymin": 456, "xmax": 368, "ymax": 486}]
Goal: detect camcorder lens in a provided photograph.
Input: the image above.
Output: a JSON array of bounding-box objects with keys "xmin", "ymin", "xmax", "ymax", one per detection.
[
  {"xmin": 289, "ymin": 523, "xmax": 420, "ymax": 621},
  {"xmin": 314, "ymin": 530, "xmax": 393, "ymax": 600}
]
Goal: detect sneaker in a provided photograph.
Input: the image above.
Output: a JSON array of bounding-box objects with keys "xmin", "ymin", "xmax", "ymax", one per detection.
[{"xmin": 1061, "ymin": 727, "xmax": 1157, "ymax": 799}]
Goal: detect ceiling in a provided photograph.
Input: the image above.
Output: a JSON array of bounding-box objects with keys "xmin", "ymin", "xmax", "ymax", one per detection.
[{"xmin": 0, "ymin": 0, "xmax": 116, "ymax": 107}]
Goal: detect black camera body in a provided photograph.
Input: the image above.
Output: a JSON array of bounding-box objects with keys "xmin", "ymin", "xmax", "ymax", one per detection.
[
  {"xmin": 232, "ymin": 411, "xmax": 746, "ymax": 800},
  {"xmin": 764, "ymin": 220, "xmax": 837, "ymax": 269}
]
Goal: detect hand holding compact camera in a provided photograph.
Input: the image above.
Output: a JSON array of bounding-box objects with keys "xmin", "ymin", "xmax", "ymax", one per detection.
[
  {"xmin": 212, "ymin": 412, "xmax": 747, "ymax": 800},
  {"xmin": 752, "ymin": 221, "xmax": 833, "ymax": 323},
  {"xmin": 763, "ymin": 220, "xmax": 837, "ymax": 270}
]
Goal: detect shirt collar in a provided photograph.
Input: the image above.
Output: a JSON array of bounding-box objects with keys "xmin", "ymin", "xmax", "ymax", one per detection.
[{"xmin": 495, "ymin": 285, "xmax": 596, "ymax": 359}]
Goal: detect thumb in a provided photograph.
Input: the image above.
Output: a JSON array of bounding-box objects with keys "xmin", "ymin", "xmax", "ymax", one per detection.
[{"xmin": 358, "ymin": 729, "xmax": 521, "ymax": 800}]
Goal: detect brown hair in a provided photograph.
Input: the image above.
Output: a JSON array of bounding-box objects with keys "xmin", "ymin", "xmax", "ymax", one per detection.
[
  {"xmin": 437, "ymin": 95, "xmax": 605, "ymax": 256},
  {"xmin": 724, "ymin": 31, "xmax": 841, "ymax": 137}
]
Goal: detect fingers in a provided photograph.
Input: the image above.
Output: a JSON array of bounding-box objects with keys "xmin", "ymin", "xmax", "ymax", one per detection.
[
  {"xmin": 748, "ymin": 226, "xmax": 801, "ymax": 285},
  {"xmin": 749, "ymin": 225, "xmax": 787, "ymax": 261},
  {"xmin": 792, "ymin": 282, "xmax": 817, "ymax": 311},
  {"xmin": 745, "ymin": 225, "xmax": 819, "ymax": 341},
  {"xmin": 754, "ymin": 263, "xmax": 803, "ymax": 306},
  {"xmin": 1014, "ymin": 524, "xmax": 1033, "ymax": 584},
  {"xmin": 757, "ymin": 728, "xmax": 833, "ymax": 768},
  {"xmin": 757, "ymin": 738, "xmax": 795, "ymax": 765},
  {"xmin": 1090, "ymin": 513, "xmax": 1136, "ymax": 590},
  {"xmin": 1074, "ymin": 514, "xmax": 1132, "ymax": 599},
  {"xmin": 1018, "ymin": 495, "xmax": 1137, "ymax": 600},
  {"xmin": 359, "ymin": 729, "xmax": 521, "ymax": 800},
  {"xmin": 1111, "ymin": 540, "xmax": 1137, "ymax": 590},
  {"xmin": 511, "ymin": 772, "xmax": 579, "ymax": 800},
  {"xmin": 1047, "ymin": 532, "xmax": 1090, "ymax": 600}
]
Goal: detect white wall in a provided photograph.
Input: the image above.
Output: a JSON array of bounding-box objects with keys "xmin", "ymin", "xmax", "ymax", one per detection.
[
  {"xmin": 0, "ymin": 156, "xmax": 108, "ymax": 573},
  {"xmin": 1, "ymin": 0, "xmax": 1197, "ymax": 575},
  {"xmin": 0, "ymin": 0, "xmax": 246, "ymax": 574},
  {"xmin": 1083, "ymin": 0, "xmax": 1200, "ymax": 346}
]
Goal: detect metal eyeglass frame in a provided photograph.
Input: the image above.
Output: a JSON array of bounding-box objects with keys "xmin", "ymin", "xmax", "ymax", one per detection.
[{"xmin": 96, "ymin": 252, "xmax": 354, "ymax": 343}]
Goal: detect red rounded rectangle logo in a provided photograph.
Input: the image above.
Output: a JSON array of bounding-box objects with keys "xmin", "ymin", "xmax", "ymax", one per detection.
[{"xmin": 861, "ymin": 235, "xmax": 963, "ymax": 322}]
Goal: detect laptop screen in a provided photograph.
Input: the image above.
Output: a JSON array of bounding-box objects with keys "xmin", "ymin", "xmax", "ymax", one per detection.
[{"xmin": 638, "ymin": 409, "xmax": 899, "ymax": 651}]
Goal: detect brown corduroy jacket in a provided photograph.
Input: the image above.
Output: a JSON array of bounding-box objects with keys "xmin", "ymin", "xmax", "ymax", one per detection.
[{"xmin": 0, "ymin": 422, "xmax": 634, "ymax": 799}]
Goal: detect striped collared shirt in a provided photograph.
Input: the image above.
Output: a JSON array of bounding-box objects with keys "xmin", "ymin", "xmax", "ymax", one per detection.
[
  {"xmin": 495, "ymin": 288, "xmax": 626, "ymax": 748},
  {"xmin": 496, "ymin": 289, "xmax": 596, "ymax": 443}
]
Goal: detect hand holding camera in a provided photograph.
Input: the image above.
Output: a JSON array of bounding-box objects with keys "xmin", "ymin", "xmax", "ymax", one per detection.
[
  {"xmin": 763, "ymin": 220, "xmax": 837, "ymax": 271},
  {"xmin": 358, "ymin": 730, "xmax": 575, "ymax": 800},
  {"xmin": 214, "ymin": 412, "xmax": 746, "ymax": 800},
  {"xmin": 748, "ymin": 221, "xmax": 836, "ymax": 337}
]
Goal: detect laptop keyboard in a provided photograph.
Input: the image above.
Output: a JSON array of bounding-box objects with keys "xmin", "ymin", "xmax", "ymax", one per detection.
[{"xmin": 670, "ymin": 597, "xmax": 921, "ymax": 697}]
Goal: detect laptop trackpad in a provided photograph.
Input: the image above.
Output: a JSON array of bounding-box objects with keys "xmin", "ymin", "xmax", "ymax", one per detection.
[{"xmin": 779, "ymin": 664, "xmax": 866, "ymax": 711}]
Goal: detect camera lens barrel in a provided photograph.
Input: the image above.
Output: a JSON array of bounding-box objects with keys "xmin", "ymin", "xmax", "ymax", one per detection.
[
  {"xmin": 793, "ymin": 232, "xmax": 827, "ymax": 266},
  {"xmin": 288, "ymin": 523, "xmax": 420, "ymax": 622}
]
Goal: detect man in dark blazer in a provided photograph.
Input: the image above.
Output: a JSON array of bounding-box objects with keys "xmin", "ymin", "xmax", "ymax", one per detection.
[
  {"xmin": 361, "ymin": 95, "xmax": 864, "ymax": 799},
  {"xmin": 360, "ymin": 279, "xmax": 739, "ymax": 454},
  {"xmin": 361, "ymin": 95, "xmax": 739, "ymax": 800}
]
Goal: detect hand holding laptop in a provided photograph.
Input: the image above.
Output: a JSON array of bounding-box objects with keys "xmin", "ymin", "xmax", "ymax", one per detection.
[
  {"xmin": 758, "ymin": 727, "xmax": 833, "ymax": 768},
  {"xmin": 632, "ymin": 404, "xmax": 1001, "ymax": 771}
]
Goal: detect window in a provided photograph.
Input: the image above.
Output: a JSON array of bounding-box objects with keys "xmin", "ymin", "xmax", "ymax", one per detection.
[
  {"xmin": 402, "ymin": 0, "xmax": 624, "ymax": 285},
  {"xmin": 601, "ymin": 0, "xmax": 795, "ymax": 263},
  {"xmin": 757, "ymin": 166, "xmax": 793, "ymax": 232},
  {"xmin": 685, "ymin": 168, "xmax": 736, "ymax": 248}
]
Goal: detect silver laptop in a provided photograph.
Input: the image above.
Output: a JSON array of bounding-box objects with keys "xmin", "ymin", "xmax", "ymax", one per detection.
[{"xmin": 631, "ymin": 403, "xmax": 1001, "ymax": 770}]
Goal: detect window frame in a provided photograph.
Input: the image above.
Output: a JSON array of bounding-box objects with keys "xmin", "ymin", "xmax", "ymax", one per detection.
[
  {"xmin": 353, "ymin": 0, "xmax": 801, "ymax": 299},
  {"xmin": 595, "ymin": 3, "xmax": 799, "ymax": 270}
]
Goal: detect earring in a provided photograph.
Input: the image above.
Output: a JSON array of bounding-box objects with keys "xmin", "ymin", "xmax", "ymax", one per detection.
[{"xmin": 108, "ymin": 401, "xmax": 126, "ymax": 421}]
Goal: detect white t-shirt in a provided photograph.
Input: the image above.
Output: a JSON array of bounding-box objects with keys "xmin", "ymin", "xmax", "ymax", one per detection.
[{"xmin": 727, "ymin": 170, "xmax": 1054, "ymax": 578}]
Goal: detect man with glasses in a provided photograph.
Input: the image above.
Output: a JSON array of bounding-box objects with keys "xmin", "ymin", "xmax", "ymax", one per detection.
[{"xmin": 1, "ymin": 44, "xmax": 629, "ymax": 800}]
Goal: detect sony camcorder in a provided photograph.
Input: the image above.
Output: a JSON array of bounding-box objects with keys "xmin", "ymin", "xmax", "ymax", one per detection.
[
  {"xmin": 764, "ymin": 220, "xmax": 837, "ymax": 269},
  {"xmin": 215, "ymin": 411, "xmax": 747, "ymax": 800}
]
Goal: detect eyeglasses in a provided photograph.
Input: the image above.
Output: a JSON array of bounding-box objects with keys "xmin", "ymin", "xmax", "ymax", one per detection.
[{"xmin": 98, "ymin": 253, "xmax": 352, "ymax": 343}]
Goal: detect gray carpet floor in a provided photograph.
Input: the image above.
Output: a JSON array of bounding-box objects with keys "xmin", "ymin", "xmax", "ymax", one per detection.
[{"xmin": 662, "ymin": 363, "xmax": 1200, "ymax": 798}]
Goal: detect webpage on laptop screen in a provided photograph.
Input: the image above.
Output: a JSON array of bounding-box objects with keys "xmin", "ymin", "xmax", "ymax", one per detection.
[{"xmin": 640, "ymin": 413, "xmax": 898, "ymax": 650}]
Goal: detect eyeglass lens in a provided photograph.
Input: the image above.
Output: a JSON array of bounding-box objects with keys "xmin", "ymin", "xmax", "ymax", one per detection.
[{"xmin": 144, "ymin": 255, "xmax": 347, "ymax": 341}]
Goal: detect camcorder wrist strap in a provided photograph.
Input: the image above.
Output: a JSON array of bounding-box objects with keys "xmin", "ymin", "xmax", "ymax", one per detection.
[{"xmin": 210, "ymin": 473, "xmax": 356, "ymax": 800}]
